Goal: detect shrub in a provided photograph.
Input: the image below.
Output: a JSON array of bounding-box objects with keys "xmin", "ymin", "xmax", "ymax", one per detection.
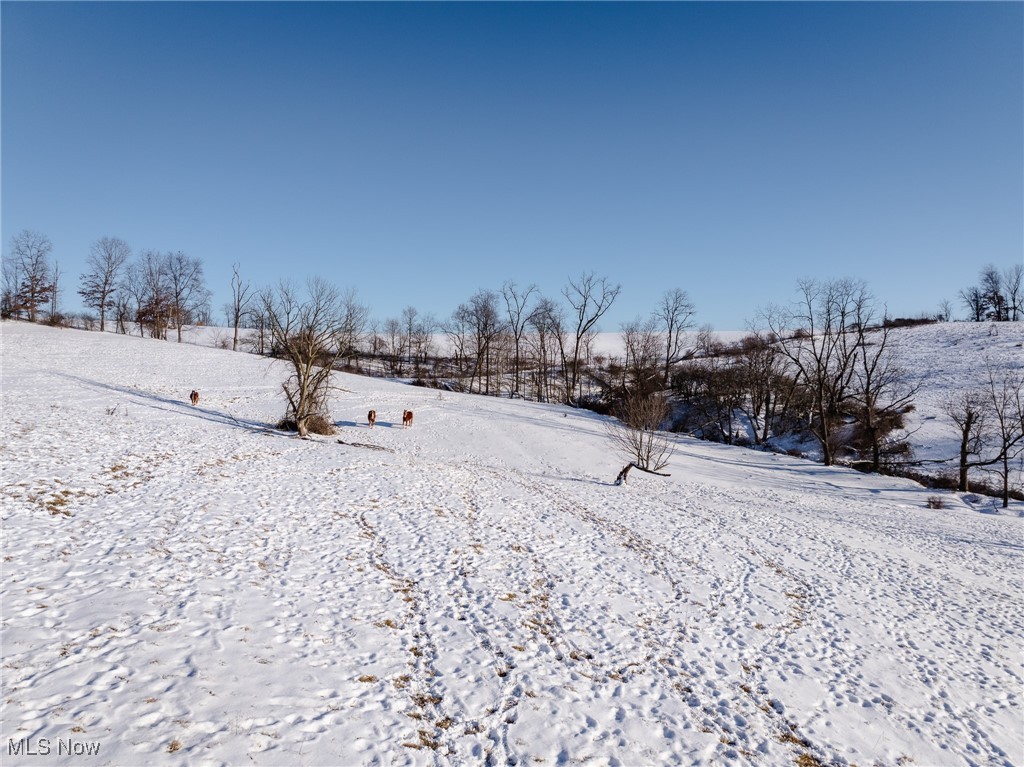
[
  {"xmin": 926, "ymin": 496, "xmax": 945, "ymax": 509},
  {"xmin": 276, "ymin": 415, "xmax": 337, "ymax": 436}
]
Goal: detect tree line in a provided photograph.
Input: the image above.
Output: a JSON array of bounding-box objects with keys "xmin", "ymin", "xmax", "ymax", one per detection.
[{"xmin": 3, "ymin": 229, "xmax": 1021, "ymax": 504}]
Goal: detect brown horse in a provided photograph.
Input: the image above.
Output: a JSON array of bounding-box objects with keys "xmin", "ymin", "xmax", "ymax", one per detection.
[
  {"xmin": 189, "ymin": 390, "xmax": 200, "ymax": 406},
  {"xmin": 367, "ymin": 409, "xmax": 376, "ymax": 428},
  {"xmin": 402, "ymin": 410, "xmax": 414, "ymax": 428}
]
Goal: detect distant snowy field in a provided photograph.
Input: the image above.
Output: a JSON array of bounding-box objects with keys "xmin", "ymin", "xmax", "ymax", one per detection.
[{"xmin": 1, "ymin": 321, "xmax": 1021, "ymax": 767}]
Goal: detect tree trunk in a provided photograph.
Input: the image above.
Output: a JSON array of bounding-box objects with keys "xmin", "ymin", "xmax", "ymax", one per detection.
[{"xmin": 958, "ymin": 434, "xmax": 970, "ymax": 492}]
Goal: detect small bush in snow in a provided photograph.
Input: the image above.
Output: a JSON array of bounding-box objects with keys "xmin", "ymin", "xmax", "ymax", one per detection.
[
  {"xmin": 926, "ymin": 496, "xmax": 945, "ymax": 509},
  {"xmin": 276, "ymin": 414, "xmax": 337, "ymax": 436}
]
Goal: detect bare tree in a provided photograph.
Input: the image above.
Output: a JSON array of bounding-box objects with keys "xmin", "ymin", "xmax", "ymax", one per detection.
[
  {"xmin": 654, "ymin": 288, "xmax": 697, "ymax": 385},
  {"xmin": 111, "ymin": 281, "xmax": 133, "ymax": 335},
  {"xmin": 501, "ymin": 281, "xmax": 538, "ymax": 398},
  {"xmin": 937, "ymin": 299, "xmax": 954, "ymax": 323},
  {"xmin": 165, "ymin": 251, "xmax": 208, "ymax": 342},
  {"xmin": 958, "ymin": 286, "xmax": 986, "ymax": 322},
  {"xmin": 48, "ymin": 260, "xmax": 63, "ymax": 325},
  {"xmin": 10, "ymin": 230, "xmax": 54, "ymax": 322},
  {"xmin": 411, "ymin": 313, "xmax": 437, "ymax": 370},
  {"xmin": 734, "ymin": 331, "xmax": 793, "ymax": 445},
  {"xmin": 1, "ymin": 251, "xmax": 20, "ymax": 318},
  {"xmin": 401, "ymin": 306, "xmax": 419, "ymax": 371},
  {"xmin": 848, "ymin": 312, "xmax": 919, "ymax": 472},
  {"xmin": 79, "ymin": 237, "xmax": 131, "ymax": 332},
  {"xmin": 1003, "ymin": 264, "xmax": 1023, "ymax": 322},
  {"xmin": 608, "ymin": 390, "xmax": 674, "ymax": 482},
  {"xmin": 337, "ymin": 288, "xmax": 370, "ymax": 366},
  {"xmin": 135, "ymin": 250, "xmax": 171, "ymax": 339},
  {"xmin": 526, "ymin": 296, "xmax": 565, "ymax": 403},
  {"xmin": 942, "ymin": 390, "xmax": 987, "ymax": 492},
  {"xmin": 941, "ymin": 363, "xmax": 1024, "ymax": 505},
  {"xmin": 260, "ymin": 277, "xmax": 351, "ymax": 437},
  {"xmin": 981, "ymin": 362, "xmax": 1024, "ymax": 507},
  {"xmin": 226, "ymin": 263, "xmax": 252, "ymax": 351},
  {"xmin": 440, "ymin": 310, "xmax": 471, "ymax": 382},
  {"xmin": 979, "ymin": 264, "xmax": 1008, "ymax": 321},
  {"xmin": 763, "ymin": 278, "xmax": 867, "ymax": 466},
  {"xmin": 620, "ymin": 315, "xmax": 661, "ymax": 395},
  {"xmin": 562, "ymin": 272, "xmax": 621, "ymax": 405},
  {"xmin": 451, "ymin": 289, "xmax": 506, "ymax": 395}
]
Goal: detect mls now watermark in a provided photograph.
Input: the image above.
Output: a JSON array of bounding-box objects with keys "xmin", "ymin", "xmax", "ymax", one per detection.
[{"xmin": 9, "ymin": 738, "xmax": 101, "ymax": 757}]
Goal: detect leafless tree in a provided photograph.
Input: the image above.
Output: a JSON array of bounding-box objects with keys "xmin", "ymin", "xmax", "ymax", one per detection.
[
  {"xmin": 226, "ymin": 263, "xmax": 252, "ymax": 351},
  {"xmin": 937, "ymin": 299, "xmax": 953, "ymax": 323},
  {"xmin": 763, "ymin": 278, "xmax": 867, "ymax": 466},
  {"xmin": 680, "ymin": 331, "xmax": 746, "ymax": 444},
  {"xmin": 79, "ymin": 237, "xmax": 131, "ymax": 332},
  {"xmin": 621, "ymin": 315, "xmax": 661, "ymax": 395},
  {"xmin": 654, "ymin": 288, "xmax": 697, "ymax": 385},
  {"xmin": 848, "ymin": 308, "xmax": 919, "ymax": 472},
  {"xmin": 958, "ymin": 286, "xmax": 986, "ymax": 322},
  {"xmin": 941, "ymin": 363, "xmax": 1024, "ymax": 505},
  {"xmin": 734, "ymin": 331, "xmax": 793, "ymax": 445},
  {"xmin": 979, "ymin": 264, "xmax": 1008, "ymax": 321},
  {"xmin": 165, "ymin": 251, "xmax": 209, "ymax": 342},
  {"xmin": 48, "ymin": 260, "xmax": 63, "ymax": 324},
  {"xmin": 608, "ymin": 390, "xmax": 674, "ymax": 480},
  {"xmin": 135, "ymin": 250, "xmax": 171, "ymax": 339},
  {"xmin": 400, "ymin": 306, "xmax": 419, "ymax": 370},
  {"xmin": 942, "ymin": 390, "xmax": 987, "ymax": 492},
  {"xmin": 1003, "ymin": 264, "xmax": 1023, "ymax": 322},
  {"xmin": 526, "ymin": 296, "xmax": 565, "ymax": 403},
  {"xmin": 562, "ymin": 272, "xmax": 621, "ymax": 405},
  {"xmin": 337, "ymin": 288, "xmax": 370, "ymax": 366},
  {"xmin": 411, "ymin": 313, "xmax": 437, "ymax": 369},
  {"xmin": 259, "ymin": 277, "xmax": 352, "ymax": 437},
  {"xmin": 981, "ymin": 362, "xmax": 1024, "ymax": 507},
  {"xmin": 502, "ymin": 281, "xmax": 538, "ymax": 398},
  {"xmin": 10, "ymin": 230, "xmax": 54, "ymax": 322},
  {"xmin": 438, "ymin": 310, "xmax": 466, "ymax": 380},
  {"xmin": 1, "ymin": 251, "xmax": 20, "ymax": 318},
  {"xmin": 451, "ymin": 289, "xmax": 506, "ymax": 395}
]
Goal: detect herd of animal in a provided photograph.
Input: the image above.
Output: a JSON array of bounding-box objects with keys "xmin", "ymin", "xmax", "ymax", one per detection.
[
  {"xmin": 367, "ymin": 409, "xmax": 414, "ymax": 428},
  {"xmin": 188, "ymin": 390, "xmax": 413, "ymax": 430}
]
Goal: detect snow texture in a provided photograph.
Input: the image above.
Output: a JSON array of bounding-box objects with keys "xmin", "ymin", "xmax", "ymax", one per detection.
[{"xmin": 1, "ymin": 321, "xmax": 1021, "ymax": 767}]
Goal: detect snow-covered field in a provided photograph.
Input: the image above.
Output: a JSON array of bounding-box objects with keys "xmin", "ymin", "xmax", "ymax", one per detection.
[{"xmin": 1, "ymin": 321, "xmax": 1021, "ymax": 767}]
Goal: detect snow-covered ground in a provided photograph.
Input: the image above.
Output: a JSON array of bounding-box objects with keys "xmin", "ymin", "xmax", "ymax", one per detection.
[{"xmin": 1, "ymin": 321, "xmax": 1021, "ymax": 767}]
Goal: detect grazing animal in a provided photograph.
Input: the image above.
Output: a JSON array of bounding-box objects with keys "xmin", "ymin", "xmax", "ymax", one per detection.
[
  {"xmin": 402, "ymin": 409, "xmax": 414, "ymax": 428},
  {"xmin": 367, "ymin": 409, "xmax": 377, "ymax": 428},
  {"xmin": 189, "ymin": 390, "xmax": 200, "ymax": 406}
]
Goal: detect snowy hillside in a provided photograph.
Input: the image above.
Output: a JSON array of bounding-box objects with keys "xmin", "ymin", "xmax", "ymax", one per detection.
[{"xmin": 1, "ymin": 321, "xmax": 1021, "ymax": 767}]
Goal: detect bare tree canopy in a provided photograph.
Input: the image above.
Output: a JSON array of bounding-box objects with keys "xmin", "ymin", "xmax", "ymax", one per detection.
[
  {"xmin": 165, "ymin": 251, "xmax": 209, "ymax": 342},
  {"xmin": 79, "ymin": 237, "xmax": 131, "ymax": 332},
  {"xmin": 226, "ymin": 263, "xmax": 253, "ymax": 351},
  {"xmin": 260, "ymin": 277, "xmax": 354, "ymax": 437},
  {"xmin": 763, "ymin": 278, "xmax": 870, "ymax": 466},
  {"xmin": 654, "ymin": 288, "xmax": 697, "ymax": 385},
  {"xmin": 9, "ymin": 229, "xmax": 54, "ymax": 322},
  {"xmin": 502, "ymin": 280, "xmax": 538, "ymax": 398},
  {"xmin": 562, "ymin": 272, "xmax": 621, "ymax": 405},
  {"xmin": 607, "ymin": 390, "xmax": 674, "ymax": 478}
]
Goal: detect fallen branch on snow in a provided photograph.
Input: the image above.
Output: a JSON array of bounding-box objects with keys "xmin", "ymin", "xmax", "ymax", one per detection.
[{"xmin": 337, "ymin": 440, "xmax": 396, "ymax": 453}]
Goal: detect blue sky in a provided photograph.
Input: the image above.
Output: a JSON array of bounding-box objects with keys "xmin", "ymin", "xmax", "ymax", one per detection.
[{"xmin": 3, "ymin": 1, "xmax": 1022, "ymax": 331}]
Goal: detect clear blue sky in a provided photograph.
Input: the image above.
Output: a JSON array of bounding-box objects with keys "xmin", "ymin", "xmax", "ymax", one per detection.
[{"xmin": 3, "ymin": 1, "xmax": 1022, "ymax": 331}]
